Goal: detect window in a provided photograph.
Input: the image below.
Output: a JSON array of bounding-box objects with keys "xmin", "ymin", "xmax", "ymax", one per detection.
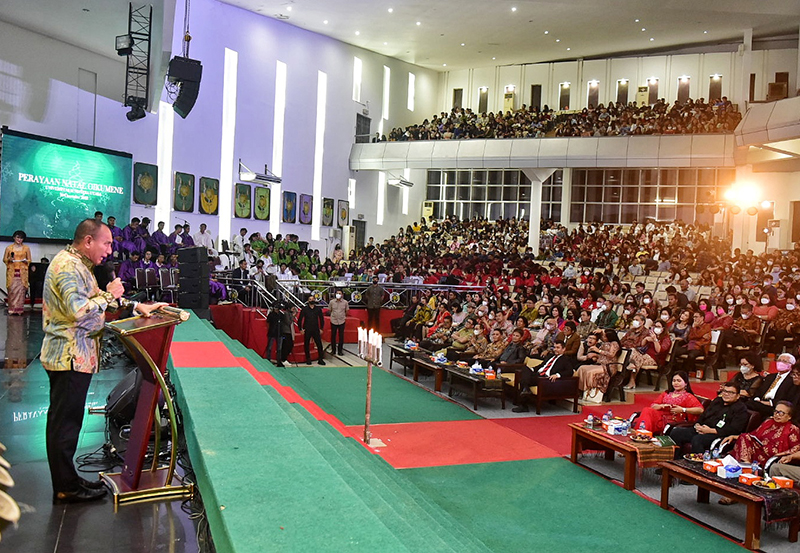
[
  {"xmin": 478, "ymin": 87, "xmax": 489, "ymax": 113},
  {"xmin": 381, "ymin": 66, "xmax": 391, "ymax": 121},
  {"xmin": 407, "ymin": 72, "xmax": 415, "ymax": 111},
  {"xmin": 587, "ymin": 80, "xmax": 599, "ymax": 108},
  {"xmin": 559, "ymin": 82, "xmax": 571, "ymax": 110},
  {"xmin": 677, "ymin": 76, "xmax": 690, "ymax": 104},
  {"xmin": 530, "ymin": 84, "xmax": 542, "ymax": 111},
  {"xmin": 709, "ymin": 74, "xmax": 722, "ymax": 102},
  {"xmin": 616, "ymin": 80, "xmax": 629, "ymax": 105},
  {"xmin": 453, "ymin": 88, "xmax": 463, "ymax": 109},
  {"xmin": 352, "ymin": 57, "xmax": 362, "ymax": 102},
  {"xmin": 647, "ymin": 78, "xmax": 658, "ymax": 105}
]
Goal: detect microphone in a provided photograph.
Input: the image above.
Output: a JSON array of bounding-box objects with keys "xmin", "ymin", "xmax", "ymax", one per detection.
[{"xmin": 105, "ymin": 259, "xmax": 117, "ymax": 281}]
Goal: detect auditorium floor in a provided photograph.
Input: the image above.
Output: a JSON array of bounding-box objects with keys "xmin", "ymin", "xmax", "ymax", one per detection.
[{"xmin": 0, "ymin": 310, "xmax": 202, "ymax": 553}]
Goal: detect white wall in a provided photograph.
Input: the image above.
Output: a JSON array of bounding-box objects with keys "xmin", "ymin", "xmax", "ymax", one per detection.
[
  {"xmin": 437, "ymin": 48, "xmax": 799, "ymax": 114},
  {"xmin": 0, "ymin": 0, "xmax": 440, "ymax": 280}
]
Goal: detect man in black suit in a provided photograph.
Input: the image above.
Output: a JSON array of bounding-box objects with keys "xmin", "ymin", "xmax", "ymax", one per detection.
[
  {"xmin": 746, "ymin": 353, "xmax": 799, "ymax": 417},
  {"xmin": 513, "ymin": 341, "xmax": 575, "ymax": 413},
  {"xmin": 297, "ymin": 296, "xmax": 326, "ymax": 365},
  {"xmin": 669, "ymin": 381, "xmax": 750, "ymax": 453},
  {"xmin": 231, "ymin": 259, "xmax": 251, "ymax": 297}
]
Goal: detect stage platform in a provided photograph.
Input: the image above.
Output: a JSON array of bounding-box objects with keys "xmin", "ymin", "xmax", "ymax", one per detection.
[{"xmin": 167, "ymin": 312, "xmax": 749, "ymax": 552}]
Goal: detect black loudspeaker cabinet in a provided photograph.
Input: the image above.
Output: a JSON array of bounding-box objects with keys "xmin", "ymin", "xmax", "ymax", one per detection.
[
  {"xmin": 179, "ymin": 277, "xmax": 209, "ymax": 294},
  {"xmin": 179, "ymin": 292, "xmax": 210, "ymax": 309},
  {"xmin": 106, "ymin": 368, "xmax": 143, "ymax": 425},
  {"xmin": 177, "ymin": 246, "xmax": 208, "ymax": 264},
  {"xmin": 174, "ymin": 80, "xmax": 201, "ymax": 119},
  {"xmin": 178, "ymin": 263, "xmax": 210, "ymax": 280}
]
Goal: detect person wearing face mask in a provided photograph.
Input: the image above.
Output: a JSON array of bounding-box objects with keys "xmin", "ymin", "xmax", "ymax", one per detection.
[
  {"xmin": 328, "ymin": 289, "xmax": 350, "ymax": 356},
  {"xmin": 746, "ymin": 353, "xmax": 800, "ymax": 418},
  {"xmin": 724, "ymin": 352, "xmax": 765, "ymax": 398},
  {"xmin": 619, "ymin": 315, "xmax": 658, "ymax": 390},
  {"xmin": 530, "ymin": 318, "xmax": 560, "ymax": 359},
  {"xmin": 765, "ymin": 297, "xmax": 800, "ymax": 354},
  {"xmin": 391, "ymin": 294, "xmax": 420, "ymax": 339},
  {"xmin": 754, "ymin": 293, "xmax": 779, "ymax": 322},
  {"xmin": 595, "ymin": 300, "xmax": 618, "ymax": 330},
  {"xmin": 576, "ymin": 309, "xmax": 598, "ymax": 340},
  {"xmin": 668, "ymin": 381, "xmax": 748, "ymax": 453},
  {"xmin": 715, "ymin": 303, "xmax": 761, "ymax": 370},
  {"xmin": 672, "ymin": 311, "xmax": 712, "ymax": 376}
]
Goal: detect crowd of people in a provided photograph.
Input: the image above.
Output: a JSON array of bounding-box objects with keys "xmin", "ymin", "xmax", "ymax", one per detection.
[{"xmin": 381, "ymin": 97, "xmax": 740, "ymax": 143}]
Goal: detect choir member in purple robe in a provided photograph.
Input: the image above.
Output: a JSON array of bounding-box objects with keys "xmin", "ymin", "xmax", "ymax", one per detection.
[
  {"xmin": 180, "ymin": 224, "xmax": 195, "ymax": 247},
  {"xmin": 121, "ymin": 218, "xmax": 147, "ymax": 256},
  {"xmin": 151, "ymin": 221, "xmax": 171, "ymax": 254},
  {"xmin": 118, "ymin": 251, "xmax": 141, "ymax": 292},
  {"xmin": 108, "ymin": 216, "xmax": 124, "ymax": 257}
]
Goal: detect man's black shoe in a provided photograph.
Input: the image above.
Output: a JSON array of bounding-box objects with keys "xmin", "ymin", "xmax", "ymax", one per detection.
[
  {"xmin": 276, "ymin": 362, "xmax": 285, "ymax": 368},
  {"xmin": 512, "ymin": 405, "xmax": 530, "ymax": 413},
  {"xmin": 338, "ymin": 350, "xmax": 344, "ymax": 356},
  {"xmin": 79, "ymin": 477, "xmax": 105, "ymax": 490},
  {"xmin": 318, "ymin": 360, "xmax": 326, "ymax": 366},
  {"xmin": 53, "ymin": 486, "xmax": 106, "ymax": 504}
]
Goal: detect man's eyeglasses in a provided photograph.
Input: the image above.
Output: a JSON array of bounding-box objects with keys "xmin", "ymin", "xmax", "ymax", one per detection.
[
  {"xmin": 774, "ymin": 409, "xmax": 791, "ymax": 416},
  {"xmin": 720, "ymin": 389, "xmax": 738, "ymax": 395}
]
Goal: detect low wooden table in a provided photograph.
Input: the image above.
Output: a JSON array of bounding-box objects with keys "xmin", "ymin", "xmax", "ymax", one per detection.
[
  {"xmin": 411, "ymin": 355, "xmax": 445, "ymax": 392},
  {"xmin": 444, "ymin": 366, "xmax": 506, "ymax": 410},
  {"xmin": 569, "ymin": 423, "xmax": 676, "ymax": 491},
  {"xmin": 658, "ymin": 460, "xmax": 800, "ymax": 550},
  {"xmin": 386, "ymin": 342, "xmax": 415, "ymax": 376}
]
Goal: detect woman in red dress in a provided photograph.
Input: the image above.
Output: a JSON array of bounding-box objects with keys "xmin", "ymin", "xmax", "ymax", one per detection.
[
  {"xmin": 722, "ymin": 400, "xmax": 800, "ymax": 465},
  {"xmin": 637, "ymin": 371, "xmax": 703, "ymax": 435}
]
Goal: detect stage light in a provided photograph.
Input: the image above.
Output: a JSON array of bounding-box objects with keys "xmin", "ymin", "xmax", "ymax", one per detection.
[
  {"xmin": 761, "ymin": 200, "xmax": 772, "ymax": 209},
  {"xmin": 115, "ymin": 34, "xmax": 133, "ymax": 56},
  {"xmin": 125, "ymin": 96, "xmax": 146, "ymax": 122},
  {"xmin": 746, "ymin": 206, "xmax": 758, "ymax": 216}
]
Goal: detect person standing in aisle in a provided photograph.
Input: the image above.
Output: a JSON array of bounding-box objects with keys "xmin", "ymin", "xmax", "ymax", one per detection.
[
  {"xmin": 364, "ymin": 276, "xmax": 384, "ymax": 331},
  {"xmin": 329, "ymin": 290, "xmax": 350, "ymax": 355},
  {"xmin": 298, "ymin": 296, "xmax": 326, "ymax": 365}
]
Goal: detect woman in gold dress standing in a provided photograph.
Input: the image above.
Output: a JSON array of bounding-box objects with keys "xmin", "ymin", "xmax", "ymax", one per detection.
[{"xmin": 3, "ymin": 230, "xmax": 32, "ymax": 315}]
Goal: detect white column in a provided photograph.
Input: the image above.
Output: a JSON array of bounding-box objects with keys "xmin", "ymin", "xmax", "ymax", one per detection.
[
  {"xmin": 218, "ymin": 48, "xmax": 238, "ymax": 250},
  {"xmin": 270, "ymin": 60, "xmax": 287, "ymax": 236},
  {"xmin": 155, "ymin": 101, "xmax": 174, "ymax": 228},
  {"xmin": 521, "ymin": 168, "xmax": 557, "ymax": 255},
  {"xmin": 560, "ymin": 168, "xmax": 572, "ymax": 227},
  {"xmin": 741, "ymin": 29, "xmax": 753, "ymax": 108}
]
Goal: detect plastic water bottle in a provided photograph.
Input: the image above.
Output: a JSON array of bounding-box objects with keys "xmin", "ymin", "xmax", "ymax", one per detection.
[
  {"xmin": 712, "ymin": 447, "xmax": 720, "ymax": 459},
  {"xmin": 752, "ymin": 461, "xmax": 761, "ymax": 478},
  {"xmin": 587, "ymin": 414, "xmax": 594, "ymax": 426},
  {"xmin": 606, "ymin": 408, "xmax": 613, "ymax": 420},
  {"xmin": 621, "ymin": 421, "xmax": 629, "ymax": 436},
  {"xmin": 703, "ymin": 450, "xmax": 711, "ymax": 462},
  {"xmin": 639, "ymin": 422, "xmax": 646, "ymax": 432},
  {"xmin": 602, "ymin": 412, "xmax": 610, "ymax": 423},
  {"xmin": 496, "ymin": 368, "xmax": 502, "ymax": 379}
]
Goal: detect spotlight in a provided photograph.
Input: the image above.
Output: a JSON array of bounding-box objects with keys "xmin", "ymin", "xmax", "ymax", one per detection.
[
  {"xmin": 115, "ymin": 34, "xmax": 133, "ymax": 56},
  {"xmin": 125, "ymin": 96, "xmax": 146, "ymax": 122},
  {"xmin": 746, "ymin": 206, "xmax": 758, "ymax": 216},
  {"xmin": 761, "ymin": 200, "xmax": 772, "ymax": 209}
]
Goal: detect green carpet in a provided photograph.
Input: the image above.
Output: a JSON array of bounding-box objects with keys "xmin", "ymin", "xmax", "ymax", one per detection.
[
  {"xmin": 172, "ymin": 311, "xmax": 220, "ymax": 342},
  {"xmin": 276, "ymin": 366, "xmax": 481, "ymax": 425},
  {"xmin": 171, "ymin": 364, "xmax": 416, "ymax": 552},
  {"xmin": 403, "ymin": 457, "xmax": 744, "ymax": 553}
]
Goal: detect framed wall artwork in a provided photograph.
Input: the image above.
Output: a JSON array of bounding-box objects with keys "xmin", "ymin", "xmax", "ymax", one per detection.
[
  {"xmin": 254, "ymin": 187, "xmax": 270, "ymax": 220},
  {"xmin": 198, "ymin": 177, "xmax": 219, "ymax": 215},
  {"xmin": 133, "ymin": 162, "xmax": 158, "ymax": 206},
  {"xmin": 234, "ymin": 183, "xmax": 251, "ymax": 218},
  {"xmin": 321, "ymin": 198, "xmax": 334, "ymax": 226},
  {"xmin": 282, "ymin": 191, "xmax": 297, "ymax": 223},
  {"xmin": 173, "ymin": 172, "xmax": 194, "ymax": 212},
  {"xmin": 337, "ymin": 200, "xmax": 349, "ymax": 228},
  {"xmin": 299, "ymin": 194, "xmax": 312, "ymax": 224}
]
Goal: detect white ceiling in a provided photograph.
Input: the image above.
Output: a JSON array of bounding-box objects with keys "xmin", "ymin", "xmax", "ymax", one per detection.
[
  {"xmin": 0, "ymin": 0, "xmax": 796, "ymax": 71},
  {"xmin": 0, "ymin": 0, "xmax": 165, "ymax": 61},
  {"xmin": 222, "ymin": 0, "xmax": 800, "ymax": 70}
]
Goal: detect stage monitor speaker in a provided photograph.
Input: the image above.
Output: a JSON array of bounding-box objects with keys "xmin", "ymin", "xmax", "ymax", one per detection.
[
  {"xmin": 177, "ymin": 263, "xmax": 210, "ymax": 280},
  {"xmin": 106, "ymin": 368, "xmax": 142, "ymax": 425},
  {"xmin": 177, "ymin": 246, "xmax": 208, "ymax": 264}
]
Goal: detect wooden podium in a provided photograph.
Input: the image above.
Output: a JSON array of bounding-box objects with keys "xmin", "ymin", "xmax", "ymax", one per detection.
[{"xmin": 100, "ymin": 307, "xmax": 194, "ymax": 508}]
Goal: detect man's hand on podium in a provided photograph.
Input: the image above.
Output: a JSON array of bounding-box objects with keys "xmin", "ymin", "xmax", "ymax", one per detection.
[{"xmin": 136, "ymin": 302, "xmax": 170, "ymax": 318}]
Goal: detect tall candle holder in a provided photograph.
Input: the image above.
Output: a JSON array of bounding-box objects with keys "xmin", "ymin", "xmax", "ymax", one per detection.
[{"xmin": 358, "ymin": 327, "xmax": 383, "ymax": 446}]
